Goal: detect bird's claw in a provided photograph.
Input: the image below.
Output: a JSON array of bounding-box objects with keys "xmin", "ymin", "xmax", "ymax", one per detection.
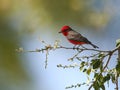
[{"xmin": 73, "ymin": 45, "xmax": 76, "ymax": 50}]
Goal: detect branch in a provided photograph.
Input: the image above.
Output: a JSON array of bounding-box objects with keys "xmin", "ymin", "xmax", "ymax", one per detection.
[
  {"xmin": 16, "ymin": 40, "xmax": 120, "ymax": 90},
  {"xmin": 87, "ymin": 46, "xmax": 120, "ymax": 90},
  {"xmin": 103, "ymin": 52, "xmax": 112, "ymax": 70},
  {"xmin": 115, "ymin": 46, "xmax": 120, "ymax": 90},
  {"xmin": 59, "ymin": 46, "xmax": 110, "ymax": 53}
]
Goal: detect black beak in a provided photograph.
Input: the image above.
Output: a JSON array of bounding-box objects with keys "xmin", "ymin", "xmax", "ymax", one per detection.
[{"xmin": 58, "ymin": 31, "xmax": 62, "ymax": 33}]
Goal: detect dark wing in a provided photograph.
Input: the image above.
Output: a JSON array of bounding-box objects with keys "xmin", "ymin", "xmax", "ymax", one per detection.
[{"xmin": 67, "ymin": 30, "xmax": 91, "ymax": 44}]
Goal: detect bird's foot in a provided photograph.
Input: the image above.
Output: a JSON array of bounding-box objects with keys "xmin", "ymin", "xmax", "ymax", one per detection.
[
  {"xmin": 73, "ymin": 45, "xmax": 76, "ymax": 50},
  {"xmin": 76, "ymin": 45, "xmax": 80, "ymax": 50}
]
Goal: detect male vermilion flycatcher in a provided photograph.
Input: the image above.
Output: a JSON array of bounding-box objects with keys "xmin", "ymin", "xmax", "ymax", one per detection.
[{"xmin": 59, "ymin": 25, "xmax": 99, "ymax": 48}]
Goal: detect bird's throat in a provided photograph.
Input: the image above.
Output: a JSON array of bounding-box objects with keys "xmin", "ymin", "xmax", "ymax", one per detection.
[{"xmin": 62, "ymin": 32, "xmax": 68, "ymax": 36}]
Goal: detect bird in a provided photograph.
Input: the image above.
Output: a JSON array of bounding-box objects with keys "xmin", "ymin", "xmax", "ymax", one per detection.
[{"xmin": 59, "ymin": 25, "xmax": 99, "ymax": 48}]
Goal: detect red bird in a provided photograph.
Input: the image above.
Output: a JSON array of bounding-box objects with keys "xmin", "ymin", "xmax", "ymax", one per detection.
[{"xmin": 59, "ymin": 26, "xmax": 99, "ymax": 48}]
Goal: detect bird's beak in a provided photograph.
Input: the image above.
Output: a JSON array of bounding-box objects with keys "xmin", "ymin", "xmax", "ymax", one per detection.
[{"xmin": 58, "ymin": 31, "xmax": 62, "ymax": 33}]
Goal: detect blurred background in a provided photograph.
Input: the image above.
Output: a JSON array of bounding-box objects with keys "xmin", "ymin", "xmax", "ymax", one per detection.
[{"xmin": 0, "ymin": 0, "xmax": 120, "ymax": 90}]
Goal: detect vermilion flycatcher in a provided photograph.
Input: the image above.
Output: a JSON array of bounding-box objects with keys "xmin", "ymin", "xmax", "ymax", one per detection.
[{"xmin": 59, "ymin": 25, "xmax": 99, "ymax": 48}]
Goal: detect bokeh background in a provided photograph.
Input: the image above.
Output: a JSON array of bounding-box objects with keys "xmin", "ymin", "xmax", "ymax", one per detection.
[{"xmin": 0, "ymin": 0, "xmax": 120, "ymax": 90}]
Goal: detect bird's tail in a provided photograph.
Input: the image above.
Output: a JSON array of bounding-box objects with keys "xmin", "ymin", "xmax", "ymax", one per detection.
[{"xmin": 90, "ymin": 43, "xmax": 99, "ymax": 48}]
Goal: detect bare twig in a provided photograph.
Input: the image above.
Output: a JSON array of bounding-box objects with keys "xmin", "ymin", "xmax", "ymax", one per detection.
[
  {"xmin": 45, "ymin": 49, "xmax": 49, "ymax": 69},
  {"xmin": 58, "ymin": 46, "xmax": 110, "ymax": 52},
  {"xmin": 88, "ymin": 84, "xmax": 93, "ymax": 90},
  {"xmin": 68, "ymin": 50, "xmax": 83, "ymax": 61},
  {"xmin": 103, "ymin": 52, "xmax": 112, "ymax": 70},
  {"xmin": 115, "ymin": 46, "xmax": 120, "ymax": 90}
]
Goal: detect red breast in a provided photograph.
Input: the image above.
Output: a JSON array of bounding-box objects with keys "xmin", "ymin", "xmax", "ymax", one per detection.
[{"xmin": 68, "ymin": 39, "xmax": 86, "ymax": 45}]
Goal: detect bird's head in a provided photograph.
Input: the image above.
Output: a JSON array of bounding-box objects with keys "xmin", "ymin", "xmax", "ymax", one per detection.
[{"xmin": 59, "ymin": 25, "xmax": 72, "ymax": 36}]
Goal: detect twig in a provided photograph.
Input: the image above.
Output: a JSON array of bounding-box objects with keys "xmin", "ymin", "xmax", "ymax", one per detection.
[
  {"xmin": 45, "ymin": 49, "xmax": 49, "ymax": 69},
  {"xmin": 59, "ymin": 46, "xmax": 110, "ymax": 52},
  {"xmin": 115, "ymin": 77, "xmax": 119, "ymax": 90},
  {"xmin": 68, "ymin": 50, "xmax": 83, "ymax": 61},
  {"xmin": 115, "ymin": 46, "xmax": 120, "ymax": 90},
  {"xmin": 103, "ymin": 52, "xmax": 112, "ymax": 70},
  {"xmin": 88, "ymin": 84, "xmax": 93, "ymax": 90}
]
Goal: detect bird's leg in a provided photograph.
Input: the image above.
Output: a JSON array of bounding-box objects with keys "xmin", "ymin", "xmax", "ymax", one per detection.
[
  {"xmin": 81, "ymin": 45, "xmax": 87, "ymax": 49},
  {"xmin": 76, "ymin": 45, "xmax": 81, "ymax": 50},
  {"xmin": 73, "ymin": 45, "xmax": 76, "ymax": 50}
]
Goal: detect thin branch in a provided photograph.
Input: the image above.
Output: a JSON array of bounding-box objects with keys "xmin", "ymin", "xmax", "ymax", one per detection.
[
  {"xmin": 88, "ymin": 84, "xmax": 93, "ymax": 90},
  {"xmin": 118, "ymin": 46, "xmax": 120, "ymax": 61},
  {"xmin": 45, "ymin": 49, "xmax": 49, "ymax": 69},
  {"xmin": 115, "ymin": 46, "xmax": 120, "ymax": 90},
  {"xmin": 58, "ymin": 46, "xmax": 110, "ymax": 52},
  {"xmin": 115, "ymin": 77, "xmax": 119, "ymax": 90},
  {"xmin": 68, "ymin": 50, "xmax": 83, "ymax": 61},
  {"xmin": 103, "ymin": 54, "xmax": 112, "ymax": 70}
]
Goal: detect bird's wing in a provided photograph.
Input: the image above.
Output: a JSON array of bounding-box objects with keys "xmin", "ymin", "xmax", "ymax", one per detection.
[{"xmin": 67, "ymin": 30, "xmax": 91, "ymax": 44}]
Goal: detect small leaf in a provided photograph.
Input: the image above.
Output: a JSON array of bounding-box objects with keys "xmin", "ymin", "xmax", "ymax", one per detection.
[
  {"xmin": 93, "ymin": 81, "xmax": 100, "ymax": 90},
  {"xmin": 86, "ymin": 68, "xmax": 91, "ymax": 75},
  {"xmin": 80, "ymin": 61, "xmax": 85, "ymax": 71},
  {"xmin": 103, "ymin": 74, "xmax": 110, "ymax": 83},
  {"xmin": 100, "ymin": 85, "xmax": 105, "ymax": 90},
  {"xmin": 91, "ymin": 59, "xmax": 101, "ymax": 69},
  {"xmin": 116, "ymin": 39, "xmax": 120, "ymax": 47},
  {"xmin": 83, "ymin": 68, "xmax": 87, "ymax": 72},
  {"xmin": 80, "ymin": 66, "xmax": 83, "ymax": 71},
  {"xmin": 98, "ymin": 74, "xmax": 103, "ymax": 82},
  {"xmin": 77, "ymin": 83, "xmax": 81, "ymax": 87},
  {"xmin": 116, "ymin": 61, "xmax": 120, "ymax": 75},
  {"xmin": 100, "ymin": 64, "xmax": 103, "ymax": 72},
  {"xmin": 98, "ymin": 53, "xmax": 105, "ymax": 58},
  {"xmin": 94, "ymin": 73, "xmax": 99, "ymax": 78},
  {"xmin": 81, "ymin": 61, "xmax": 85, "ymax": 66},
  {"xmin": 111, "ymin": 74, "xmax": 115, "ymax": 83}
]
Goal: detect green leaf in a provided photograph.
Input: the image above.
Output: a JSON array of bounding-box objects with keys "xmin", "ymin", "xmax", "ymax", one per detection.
[
  {"xmin": 111, "ymin": 74, "xmax": 115, "ymax": 83},
  {"xmin": 98, "ymin": 53, "xmax": 105, "ymax": 58},
  {"xmin": 93, "ymin": 74, "xmax": 106, "ymax": 90},
  {"xmin": 81, "ymin": 61, "xmax": 85, "ymax": 66},
  {"xmin": 116, "ymin": 61, "xmax": 120, "ymax": 75},
  {"xmin": 116, "ymin": 39, "xmax": 120, "ymax": 47},
  {"xmin": 94, "ymin": 73, "xmax": 99, "ymax": 78},
  {"xmin": 91, "ymin": 59, "xmax": 101, "ymax": 69},
  {"xmin": 83, "ymin": 68, "xmax": 87, "ymax": 72},
  {"xmin": 80, "ymin": 61, "xmax": 85, "ymax": 71},
  {"xmin": 100, "ymin": 85, "xmax": 105, "ymax": 90},
  {"xmin": 93, "ymin": 81, "xmax": 100, "ymax": 90},
  {"xmin": 86, "ymin": 68, "xmax": 91, "ymax": 75},
  {"xmin": 100, "ymin": 61, "xmax": 103, "ymax": 72},
  {"xmin": 98, "ymin": 74, "xmax": 103, "ymax": 83},
  {"xmin": 80, "ymin": 66, "xmax": 84, "ymax": 71},
  {"xmin": 103, "ymin": 74, "xmax": 110, "ymax": 83}
]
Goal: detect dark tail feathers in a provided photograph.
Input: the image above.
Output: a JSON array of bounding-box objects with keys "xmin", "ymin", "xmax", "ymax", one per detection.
[{"xmin": 90, "ymin": 43, "xmax": 99, "ymax": 48}]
